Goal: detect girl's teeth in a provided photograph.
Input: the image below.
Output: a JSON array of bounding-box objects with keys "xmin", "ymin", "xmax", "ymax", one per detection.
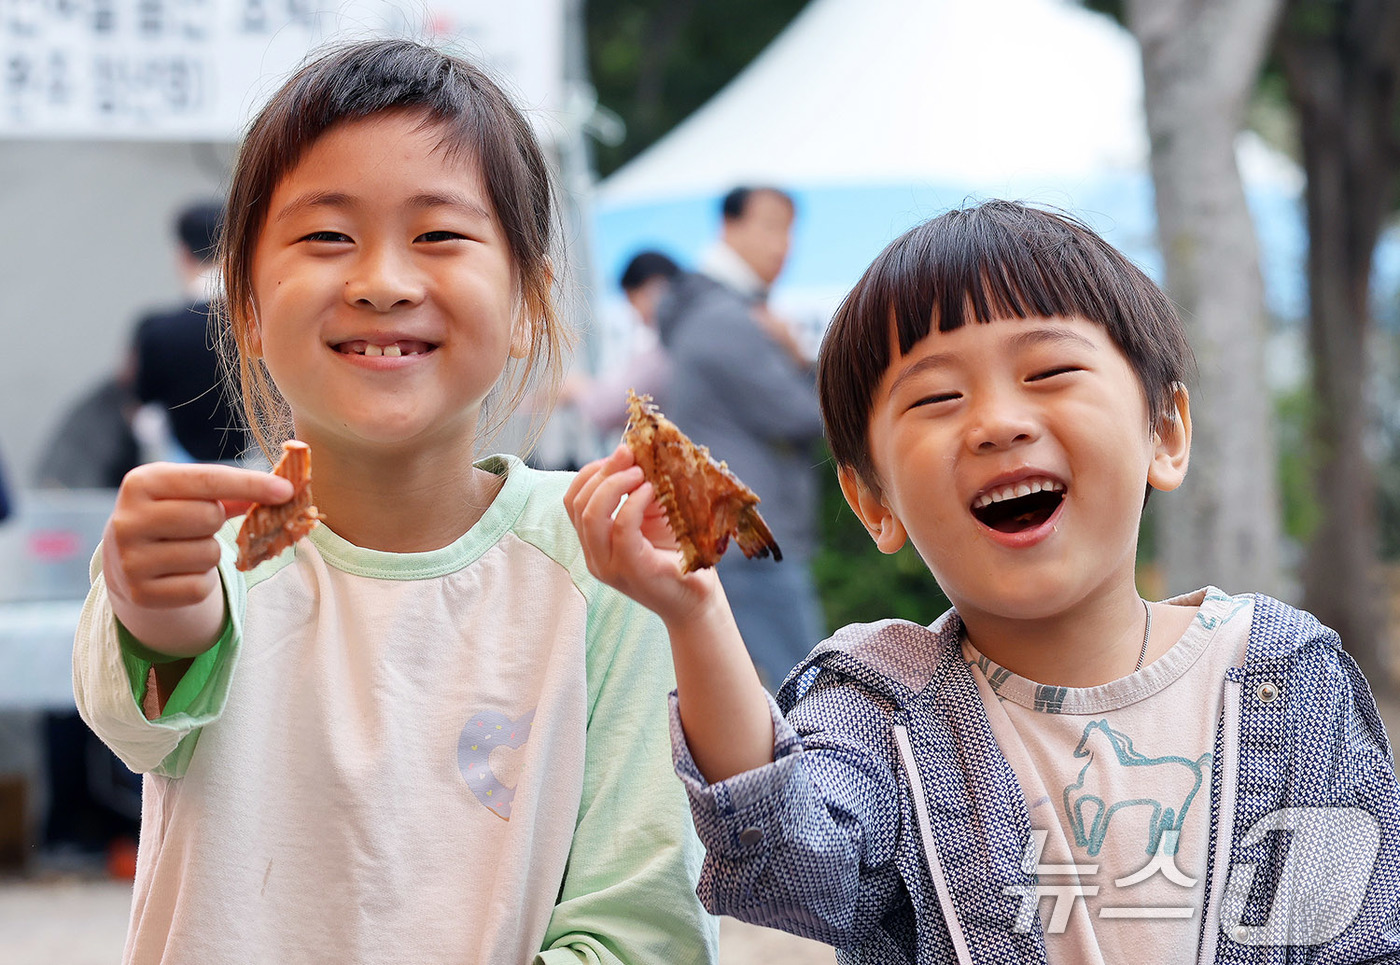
[{"xmin": 344, "ymin": 340, "xmax": 426, "ymax": 356}]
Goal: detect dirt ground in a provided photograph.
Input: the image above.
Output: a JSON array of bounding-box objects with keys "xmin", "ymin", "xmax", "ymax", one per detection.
[{"xmin": 0, "ymin": 875, "xmax": 836, "ymax": 964}]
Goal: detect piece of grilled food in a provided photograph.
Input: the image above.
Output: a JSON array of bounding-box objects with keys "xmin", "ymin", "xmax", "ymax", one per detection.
[
  {"xmin": 235, "ymin": 440, "xmax": 323, "ymax": 571},
  {"xmin": 622, "ymin": 389, "xmax": 781, "ymax": 573}
]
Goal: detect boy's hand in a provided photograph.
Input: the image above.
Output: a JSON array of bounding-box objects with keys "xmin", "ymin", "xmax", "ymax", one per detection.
[
  {"xmin": 102, "ymin": 462, "xmax": 294, "ymax": 657},
  {"xmin": 568, "ymin": 445, "xmax": 778, "ymax": 782},
  {"xmin": 565, "ymin": 445, "xmax": 721, "ymax": 624}
]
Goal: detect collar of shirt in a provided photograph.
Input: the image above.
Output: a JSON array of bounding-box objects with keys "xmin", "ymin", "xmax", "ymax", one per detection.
[
  {"xmin": 699, "ymin": 242, "xmax": 768, "ymax": 302},
  {"xmin": 185, "ymin": 265, "xmax": 223, "ymax": 303}
]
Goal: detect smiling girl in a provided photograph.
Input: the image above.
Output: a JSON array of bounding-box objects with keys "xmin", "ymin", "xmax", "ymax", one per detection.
[{"xmin": 73, "ymin": 39, "xmax": 715, "ymax": 965}]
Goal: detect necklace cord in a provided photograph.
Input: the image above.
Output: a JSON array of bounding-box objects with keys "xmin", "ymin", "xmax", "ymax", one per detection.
[{"xmin": 1134, "ymin": 598, "xmax": 1152, "ymax": 672}]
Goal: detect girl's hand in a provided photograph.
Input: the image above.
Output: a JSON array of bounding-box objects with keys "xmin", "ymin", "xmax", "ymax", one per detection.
[
  {"xmin": 565, "ymin": 445, "xmax": 720, "ymax": 625},
  {"xmin": 102, "ymin": 462, "xmax": 294, "ymax": 657}
]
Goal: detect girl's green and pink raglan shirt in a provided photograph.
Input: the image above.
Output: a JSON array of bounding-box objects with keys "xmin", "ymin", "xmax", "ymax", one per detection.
[{"xmin": 73, "ymin": 455, "xmax": 717, "ymax": 965}]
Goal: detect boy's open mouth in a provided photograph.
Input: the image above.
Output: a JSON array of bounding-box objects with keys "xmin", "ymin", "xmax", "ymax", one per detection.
[{"xmin": 971, "ymin": 478, "xmax": 1066, "ymax": 534}]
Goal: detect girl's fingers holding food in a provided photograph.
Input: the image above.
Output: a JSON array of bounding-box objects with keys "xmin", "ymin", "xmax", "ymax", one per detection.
[
  {"xmin": 219, "ymin": 498, "xmax": 255, "ymax": 519},
  {"xmin": 123, "ymin": 461, "xmax": 294, "ymax": 508},
  {"xmin": 102, "ymin": 523, "xmax": 225, "ymax": 610},
  {"xmin": 122, "ymin": 535, "xmax": 225, "ymax": 580},
  {"xmin": 125, "ymin": 571, "xmax": 224, "ymax": 611},
  {"xmin": 103, "ymin": 464, "xmax": 266, "ymax": 606},
  {"xmin": 109, "ymin": 464, "xmax": 293, "ymax": 558},
  {"xmin": 572, "ymin": 468, "xmax": 630, "ymax": 554},
  {"xmin": 115, "ymin": 493, "xmax": 228, "ymax": 541}
]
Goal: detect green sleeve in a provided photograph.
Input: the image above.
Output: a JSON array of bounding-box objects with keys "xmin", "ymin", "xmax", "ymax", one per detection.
[
  {"xmin": 536, "ymin": 587, "xmax": 719, "ymax": 964},
  {"xmin": 108, "ymin": 524, "xmax": 249, "ymax": 777},
  {"xmin": 118, "ymin": 615, "xmax": 232, "ymax": 720}
]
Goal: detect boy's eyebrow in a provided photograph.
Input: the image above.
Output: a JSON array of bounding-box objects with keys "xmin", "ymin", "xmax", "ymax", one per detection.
[
  {"xmin": 887, "ymin": 352, "xmax": 957, "ymax": 394},
  {"xmin": 272, "ymin": 190, "xmax": 493, "ymax": 222},
  {"xmin": 1008, "ymin": 325, "xmax": 1098, "ymax": 353},
  {"xmin": 887, "ymin": 324, "xmax": 1099, "ymax": 394}
]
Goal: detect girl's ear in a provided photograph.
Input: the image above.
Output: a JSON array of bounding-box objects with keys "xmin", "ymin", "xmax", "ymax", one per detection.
[
  {"xmin": 246, "ymin": 302, "xmax": 264, "ymax": 358},
  {"xmin": 508, "ymin": 305, "xmax": 534, "ymax": 360},
  {"xmin": 1148, "ymin": 382, "xmax": 1192, "ymax": 492},
  {"xmin": 837, "ymin": 465, "xmax": 908, "ymax": 554},
  {"xmin": 510, "ymin": 262, "xmax": 552, "ymax": 360}
]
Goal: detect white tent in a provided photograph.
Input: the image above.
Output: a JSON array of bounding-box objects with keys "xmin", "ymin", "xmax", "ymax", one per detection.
[
  {"xmin": 601, "ymin": 0, "xmax": 1146, "ymax": 198},
  {"xmin": 588, "ymin": 0, "xmax": 1306, "ymax": 331}
]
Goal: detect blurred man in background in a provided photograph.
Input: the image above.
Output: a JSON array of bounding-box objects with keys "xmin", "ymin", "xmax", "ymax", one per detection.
[
  {"xmin": 0, "ymin": 444, "xmax": 11, "ymax": 523},
  {"xmin": 657, "ymin": 186, "xmax": 825, "ymax": 687},
  {"xmin": 130, "ymin": 200, "xmax": 250, "ymax": 463},
  {"xmin": 562, "ymin": 249, "xmax": 681, "ymax": 435}
]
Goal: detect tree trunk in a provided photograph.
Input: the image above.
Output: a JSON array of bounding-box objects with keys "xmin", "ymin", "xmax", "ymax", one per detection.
[
  {"xmin": 1279, "ymin": 0, "xmax": 1400, "ymax": 689},
  {"xmin": 1125, "ymin": 0, "xmax": 1286, "ymax": 599}
]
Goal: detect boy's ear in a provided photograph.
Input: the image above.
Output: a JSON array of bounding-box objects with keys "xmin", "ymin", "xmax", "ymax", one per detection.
[
  {"xmin": 1148, "ymin": 383, "xmax": 1192, "ymax": 493},
  {"xmin": 837, "ymin": 465, "xmax": 908, "ymax": 554}
]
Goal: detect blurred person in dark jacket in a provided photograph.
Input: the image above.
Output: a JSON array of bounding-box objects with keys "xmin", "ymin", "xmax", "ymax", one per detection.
[
  {"xmin": 130, "ymin": 200, "xmax": 251, "ymax": 463},
  {"xmin": 561, "ymin": 250, "xmax": 680, "ymax": 434},
  {"xmin": 34, "ymin": 378, "xmax": 142, "ymax": 490},
  {"xmin": 657, "ymin": 187, "xmax": 825, "ymax": 687},
  {"xmin": 0, "ymin": 444, "xmax": 11, "ymax": 523}
]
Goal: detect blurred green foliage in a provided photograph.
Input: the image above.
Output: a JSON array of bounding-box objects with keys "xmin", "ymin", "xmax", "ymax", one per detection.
[
  {"xmin": 1137, "ymin": 385, "xmax": 1325, "ymax": 586},
  {"xmin": 1275, "ymin": 384, "xmax": 1323, "ymax": 546},
  {"xmin": 810, "ymin": 446, "xmax": 952, "ymax": 629},
  {"xmin": 585, "ymin": 0, "xmax": 811, "ymax": 177}
]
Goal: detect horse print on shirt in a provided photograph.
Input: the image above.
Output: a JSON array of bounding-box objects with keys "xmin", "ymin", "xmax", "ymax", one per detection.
[{"xmin": 1062, "ymin": 719, "xmax": 1211, "ymax": 857}]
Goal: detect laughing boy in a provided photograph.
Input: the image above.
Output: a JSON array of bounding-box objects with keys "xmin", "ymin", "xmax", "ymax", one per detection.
[{"xmin": 566, "ymin": 201, "xmax": 1400, "ymax": 963}]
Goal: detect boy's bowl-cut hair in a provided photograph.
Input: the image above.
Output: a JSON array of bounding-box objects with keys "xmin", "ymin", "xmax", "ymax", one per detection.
[
  {"xmin": 220, "ymin": 38, "xmax": 568, "ymax": 459},
  {"xmin": 818, "ymin": 200, "xmax": 1196, "ymax": 488}
]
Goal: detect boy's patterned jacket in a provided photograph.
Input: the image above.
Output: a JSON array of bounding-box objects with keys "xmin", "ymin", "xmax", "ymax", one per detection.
[{"xmin": 672, "ymin": 595, "xmax": 1400, "ymax": 963}]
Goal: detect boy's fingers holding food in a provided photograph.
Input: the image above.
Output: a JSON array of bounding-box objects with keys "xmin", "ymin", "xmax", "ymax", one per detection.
[
  {"xmin": 571, "ymin": 461, "xmax": 642, "ymax": 523},
  {"xmin": 573, "ymin": 466, "xmax": 641, "ymax": 551},
  {"xmin": 600, "ymin": 443, "xmax": 636, "ymax": 472},
  {"xmin": 611, "ymin": 479, "xmax": 658, "ymax": 542},
  {"xmin": 563, "ymin": 459, "xmax": 609, "ymax": 521},
  {"xmin": 566, "ymin": 447, "xmax": 637, "ymax": 516},
  {"xmin": 586, "ymin": 465, "xmax": 646, "ymax": 522}
]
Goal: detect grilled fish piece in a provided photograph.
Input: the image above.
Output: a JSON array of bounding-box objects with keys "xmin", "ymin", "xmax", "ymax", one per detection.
[
  {"xmin": 623, "ymin": 390, "xmax": 781, "ymax": 573},
  {"xmin": 235, "ymin": 440, "xmax": 323, "ymax": 571}
]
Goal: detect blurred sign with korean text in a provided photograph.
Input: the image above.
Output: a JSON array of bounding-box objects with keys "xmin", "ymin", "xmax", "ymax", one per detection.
[{"xmin": 0, "ymin": 0, "xmax": 564, "ymax": 140}]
